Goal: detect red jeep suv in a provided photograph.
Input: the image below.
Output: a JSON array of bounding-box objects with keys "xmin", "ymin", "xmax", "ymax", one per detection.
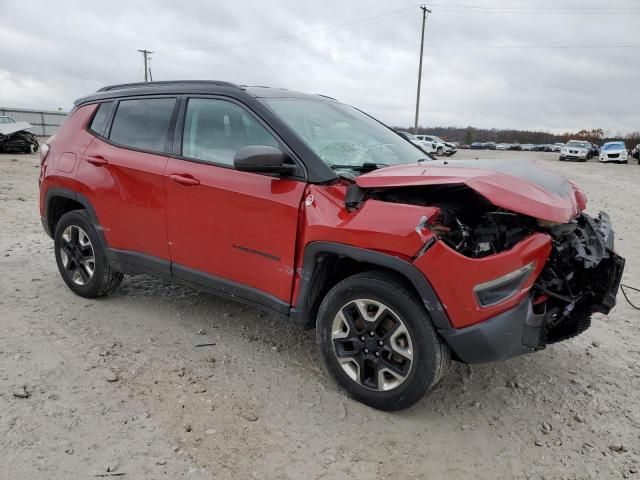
[{"xmin": 39, "ymin": 81, "xmax": 624, "ymax": 410}]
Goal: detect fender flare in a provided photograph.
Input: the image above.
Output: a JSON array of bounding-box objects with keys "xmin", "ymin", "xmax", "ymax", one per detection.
[
  {"xmin": 43, "ymin": 187, "xmax": 108, "ymax": 251},
  {"xmin": 290, "ymin": 241, "xmax": 451, "ymax": 329}
]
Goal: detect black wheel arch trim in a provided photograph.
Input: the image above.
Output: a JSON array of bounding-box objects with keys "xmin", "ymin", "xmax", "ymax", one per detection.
[
  {"xmin": 291, "ymin": 241, "xmax": 451, "ymax": 329},
  {"xmin": 44, "ymin": 187, "xmax": 108, "ymax": 251}
]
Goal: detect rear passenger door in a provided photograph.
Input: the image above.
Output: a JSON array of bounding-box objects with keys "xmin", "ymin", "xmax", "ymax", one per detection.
[
  {"xmin": 77, "ymin": 97, "xmax": 177, "ymax": 264},
  {"xmin": 163, "ymin": 97, "xmax": 306, "ymax": 308}
]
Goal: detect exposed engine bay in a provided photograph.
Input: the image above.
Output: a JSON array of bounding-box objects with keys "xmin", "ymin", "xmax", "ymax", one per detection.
[{"xmin": 367, "ymin": 184, "xmax": 625, "ymax": 345}]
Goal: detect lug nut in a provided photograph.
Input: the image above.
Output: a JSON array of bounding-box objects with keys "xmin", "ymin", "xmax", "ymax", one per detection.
[
  {"xmin": 369, "ymin": 331, "xmax": 375, "ymax": 336},
  {"xmin": 378, "ymin": 340, "xmax": 384, "ymax": 346},
  {"xmin": 360, "ymin": 336, "xmax": 366, "ymax": 341},
  {"xmin": 363, "ymin": 348, "xmax": 369, "ymax": 354},
  {"xmin": 375, "ymin": 352, "xmax": 380, "ymax": 357}
]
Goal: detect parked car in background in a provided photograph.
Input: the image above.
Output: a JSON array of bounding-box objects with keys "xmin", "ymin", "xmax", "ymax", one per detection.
[
  {"xmin": 470, "ymin": 142, "xmax": 485, "ymax": 149},
  {"xmin": 485, "ymin": 142, "xmax": 496, "ymax": 150},
  {"xmin": 535, "ymin": 144, "xmax": 553, "ymax": 152},
  {"xmin": 397, "ymin": 131, "xmax": 429, "ymax": 150},
  {"xmin": 631, "ymin": 144, "xmax": 640, "ymax": 161},
  {"xmin": 460, "ymin": 144, "xmax": 470, "ymax": 149},
  {"xmin": 414, "ymin": 135, "xmax": 442, "ymax": 155},
  {"xmin": 415, "ymin": 135, "xmax": 457, "ymax": 156},
  {"xmin": 599, "ymin": 141, "xmax": 628, "ymax": 163},
  {"xmin": 496, "ymin": 143, "xmax": 510, "ymax": 150},
  {"xmin": 552, "ymin": 143, "xmax": 565, "ymax": 152},
  {"xmin": 521, "ymin": 144, "xmax": 535, "ymax": 151},
  {"xmin": 589, "ymin": 143, "xmax": 599, "ymax": 157},
  {"xmin": 559, "ymin": 140, "xmax": 591, "ymax": 161},
  {"xmin": 39, "ymin": 80, "xmax": 625, "ymax": 411},
  {"xmin": 509, "ymin": 144, "xmax": 522, "ymax": 151}
]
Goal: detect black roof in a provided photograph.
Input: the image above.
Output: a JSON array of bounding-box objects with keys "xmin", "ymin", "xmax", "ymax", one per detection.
[{"xmin": 75, "ymin": 80, "xmax": 336, "ymax": 106}]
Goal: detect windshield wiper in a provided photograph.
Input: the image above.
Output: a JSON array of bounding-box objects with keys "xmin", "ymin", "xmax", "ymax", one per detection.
[{"xmin": 330, "ymin": 162, "xmax": 389, "ymax": 172}]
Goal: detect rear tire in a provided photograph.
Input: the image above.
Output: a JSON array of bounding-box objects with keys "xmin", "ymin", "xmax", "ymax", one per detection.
[
  {"xmin": 316, "ymin": 270, "xmax": 450, "ymax": 411},
  {"xmin": 54, "ymin": 210, "xmax": 123, "ymax": 298}
]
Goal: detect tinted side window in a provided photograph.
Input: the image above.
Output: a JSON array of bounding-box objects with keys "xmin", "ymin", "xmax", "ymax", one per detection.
[
  {"xmin": 109, "ymin": 98, "xmax": 176, "ymax": 153},
  {"xmin": 182, "ymin": 98, "xmax": 278, "ymax": 166},
  {"xmin": 88, "ymin": 102, "xmax": 113, "ymax": 136}
]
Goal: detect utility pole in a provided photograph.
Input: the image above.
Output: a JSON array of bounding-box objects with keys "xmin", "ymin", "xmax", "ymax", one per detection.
[
  {"xmin": 137, "ymin": 49, "xmax": 153, "ymax": 82},
  {"xmin": 413, "ymin": 5, "xmax": 431, "ymax": 135}
]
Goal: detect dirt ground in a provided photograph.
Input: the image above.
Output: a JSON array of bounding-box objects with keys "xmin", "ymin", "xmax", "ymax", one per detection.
[{"xmin": 1, "ymin": 149, "xmax": 639, "ymax": 479}]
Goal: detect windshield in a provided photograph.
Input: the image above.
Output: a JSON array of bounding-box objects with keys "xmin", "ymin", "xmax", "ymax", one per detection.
[
  {"xmin": 261, "ymin": 98, "xmax": 427, "ymax": 168},
  {"xmin": 603, "ymin": 142, "xmax": 625, "ymax": 151},
  {"xmin": 566, "ymin": 141, "xmax": 589, "ymax": 148}
]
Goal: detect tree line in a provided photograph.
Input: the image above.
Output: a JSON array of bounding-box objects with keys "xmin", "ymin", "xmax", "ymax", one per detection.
[{"xmin": 395, "ymin": 126, "xmax": 640, "ymax": 146}]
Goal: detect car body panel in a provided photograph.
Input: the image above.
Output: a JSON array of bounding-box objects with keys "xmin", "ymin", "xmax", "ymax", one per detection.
[
  {"xmin": 415, "ymin": 233, "xmax": 552, "ymax": 328},
  {"xmin": 39, "ymin": 104, "xmax": 97, "ymax": 217},
  {"xmin": 76, "ymin": 135, "xmax": 172, "ymax": 260},
  {"xmin": 355, "ymin": 159, "xmax": 583, "ymax": 223},
  {"xmin": 164, "ymin": 158, "xmax": 307, "ymax": 302}
]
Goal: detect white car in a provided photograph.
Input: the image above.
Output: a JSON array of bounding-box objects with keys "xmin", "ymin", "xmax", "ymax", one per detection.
[
  {"xmin": 415, "ymin": 135, "xmax": 457, "ymax": 156},
  {"xmin": 552, "ymin": 143, "xmax": 565, "ymax": 152},
  {"xmin": 496, "ymin": 143, "xmax": 510, "ymax": 150},
  {"xmin": 559, "ymin": 140, "xmax": 591, "ymax": 161},
  {"xmin": 599, "ymin": 141, "xmax": 628, "ymax": 163},
  {"xmin": 521, "ymin": 144, "xmax": 535, "ymax": 151}
]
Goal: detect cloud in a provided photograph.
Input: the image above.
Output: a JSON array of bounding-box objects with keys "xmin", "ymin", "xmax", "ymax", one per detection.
[{"xmin": 0, "ymin": 0, "xmax": 638, "ymax": 133}]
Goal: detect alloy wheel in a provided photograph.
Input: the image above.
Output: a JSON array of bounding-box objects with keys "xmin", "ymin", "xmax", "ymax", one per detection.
[
  {"xmin": 331, "ymin": 299, "xmax": 413, "ymax": 391},
  {"xmin": 59, "ymin": 225, "xmax": 96, "ymax": 285}
]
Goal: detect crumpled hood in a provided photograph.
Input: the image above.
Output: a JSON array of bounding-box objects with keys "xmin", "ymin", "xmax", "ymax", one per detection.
[{"xmin": 355, "ymin": 159, "xmax": 585, "ymax": 223}]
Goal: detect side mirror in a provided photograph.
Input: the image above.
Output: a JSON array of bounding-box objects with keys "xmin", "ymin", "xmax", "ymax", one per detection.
[{"xmin": 234, "ymin": 145, "xmax": 295, "ymax": 176}]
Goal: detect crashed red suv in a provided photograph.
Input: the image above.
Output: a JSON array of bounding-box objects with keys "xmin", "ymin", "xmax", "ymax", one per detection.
[{"xmin": 39, "ymin": 81, "xmax": 625, "ymax": 410}]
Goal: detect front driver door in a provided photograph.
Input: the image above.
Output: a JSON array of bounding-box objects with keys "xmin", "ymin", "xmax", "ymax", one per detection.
[{"xmin": 164, "ymin": 97, "xmax": 306, "ymax": 310}]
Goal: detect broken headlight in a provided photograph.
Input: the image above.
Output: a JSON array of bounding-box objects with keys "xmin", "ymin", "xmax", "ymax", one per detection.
[{"xmin": 473, "ymin": 262, "xmax": 535, "ymax": 307}]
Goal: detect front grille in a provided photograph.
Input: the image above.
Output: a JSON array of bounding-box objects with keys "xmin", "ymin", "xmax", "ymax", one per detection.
[{"xmin": 607, "ymin": 153, "xmax": 620, "ymax": 159}]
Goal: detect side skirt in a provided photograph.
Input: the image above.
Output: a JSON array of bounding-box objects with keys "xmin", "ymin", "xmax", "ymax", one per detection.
[{"xmin": 106, "ymin": 248, "xmax": 290, "ymax": 319}]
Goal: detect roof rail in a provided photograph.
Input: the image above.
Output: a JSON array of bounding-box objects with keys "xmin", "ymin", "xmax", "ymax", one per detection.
[{"xmin": 97, "ymin": 80, "xmax": 241, "ymax": 92}]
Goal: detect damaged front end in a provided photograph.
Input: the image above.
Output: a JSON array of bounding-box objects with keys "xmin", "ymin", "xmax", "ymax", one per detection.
[
  {"xmin": 360, "ymin": 178, "xmax": 625, "ymax": 363},
  {"xmin": 532, "ymin": 212, "xmax": 624, "ymax": 345}
]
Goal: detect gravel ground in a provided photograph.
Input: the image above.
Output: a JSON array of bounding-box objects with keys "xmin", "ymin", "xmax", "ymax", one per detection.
[{"xmin": 1, "ymin": 150, "xmax": 639, "ymax": 479}]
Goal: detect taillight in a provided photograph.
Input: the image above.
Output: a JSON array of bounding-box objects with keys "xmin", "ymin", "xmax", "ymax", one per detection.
[{"xmin": 40, "ymin": 143, "xmax": 50, "ymax": 165}]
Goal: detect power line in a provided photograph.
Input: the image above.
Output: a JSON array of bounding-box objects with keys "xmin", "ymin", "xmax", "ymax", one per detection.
[
  {"xmin": 215, "ymin": 42, "xmax": 639, "ymax": 78},
  {"xmin": 158, "ymin": 6, "xmax": 416, "ymax": 54},
  {"xmin": 426, "ymin": 3, "xmax": 640, "ymax": 14}
]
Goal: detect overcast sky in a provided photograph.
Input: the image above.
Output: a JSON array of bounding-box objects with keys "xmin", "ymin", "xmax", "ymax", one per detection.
[{"xmin": 1, "ymin": 0, "xmax": 638, "ymax": 134}]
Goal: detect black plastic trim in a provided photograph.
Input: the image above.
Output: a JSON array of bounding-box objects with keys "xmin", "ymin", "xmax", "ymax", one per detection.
[
  {"xmin": 439, "ymin": 296, "xmax": 543, "ymax": 364},
  {"xmin": 43, "ymin": 187, "xmax": 107, "ymax": 250},
  {"xmin": 106, "ymin": 248, "xmax": 171, "ymax": 276},
  {"xmin": 291, "ymin": 241, "xmax": 450, "ymax": 329},
  {"xmin": 172, "ymin": 264, "xmax": 290, "ymax": 317}
]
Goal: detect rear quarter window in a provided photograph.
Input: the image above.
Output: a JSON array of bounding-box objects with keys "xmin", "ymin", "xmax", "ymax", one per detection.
[
  {"xmin": 88, "ymin": 102, "xmax": 113, "ymax": 136},
  {"xmin": 109, "ymin": 98, "xmax": 176, "ymax": 153}
]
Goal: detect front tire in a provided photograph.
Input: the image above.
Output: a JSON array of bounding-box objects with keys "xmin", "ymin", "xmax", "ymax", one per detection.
[
  {"xmin": 316, "ymin": 271, "xmax": 450, "ymax": 411},
  {"xmin": 436, "ymin": 147, "xmax": 445, "ymax": 156},
  {"xmin": 54, "ymin": 210, "xmax": 123, "ymax": 298}
]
